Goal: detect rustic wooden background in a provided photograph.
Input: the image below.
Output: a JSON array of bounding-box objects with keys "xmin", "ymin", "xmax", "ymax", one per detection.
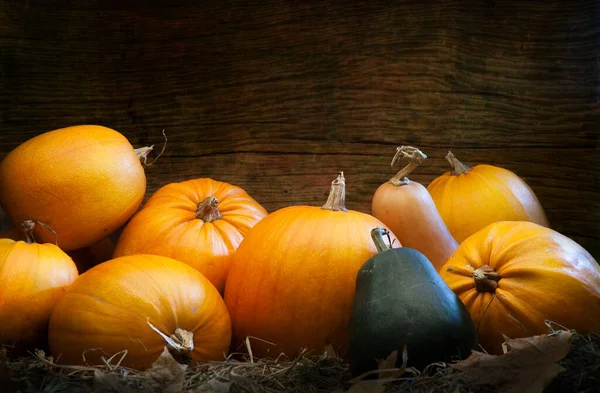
[{"xmin": 1, "ymin": 0, "xmax": 598, "ymax": 258}]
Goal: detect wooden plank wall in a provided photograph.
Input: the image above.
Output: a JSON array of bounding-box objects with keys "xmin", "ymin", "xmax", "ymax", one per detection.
[{"xmin": 1, "ymin": 0, "xmax": 598, "ymax": 258}]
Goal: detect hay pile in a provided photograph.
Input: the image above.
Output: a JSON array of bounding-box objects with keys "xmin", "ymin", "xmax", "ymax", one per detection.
[{"xmin": 2, "ymin": 330, "xmax": 599, "ymax": 393}]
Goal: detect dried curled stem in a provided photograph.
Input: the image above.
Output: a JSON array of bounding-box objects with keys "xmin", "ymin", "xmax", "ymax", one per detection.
[
  {"xmin": 195, "ymin": 196, "xmax": 222, "ymax": 222},
  {"xmin": 445, "ymin": 151, "xmax": 471, "ymax": 176},
  {"xmin": 321, "ymin": 172, "xmax": 347, "ymax": 212},
  {"xmin": 473, "ymin": 265, "xmax": 502, "ymax": 293},
  {"xmin": 21, "ymin": 219, "xmax": 58, "ymax": 245},
  {"xmin": 389, "ymin": 146, "xmax": 427, "ymax": 186},
  {"xmin": 134, "ymin": 130, "xmax": 168, "ymax": 166},
  {"xmin": 147, "ymin": 319, "xmax": 194, "ymax": 355}
]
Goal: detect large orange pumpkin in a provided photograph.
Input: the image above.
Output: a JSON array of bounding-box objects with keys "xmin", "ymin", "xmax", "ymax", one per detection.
[
  {"xmin": 224, "ymin": 172, "xmax": 400, "ymax": 359},
  {"xmin": 440, "ymin": 221, "xmax": 600, "ymax": 354},
  {"xmin": 48, "ymin": 254, "xmax": 231, "ymax": 370},
  {"xmin": 0, "ymin": 125, "xmax": 162, "ymax": 251},
  {"xmin": 372, "ymin": 146, "xmax": 458, "ymax": 271},
  {"xmin": 113, "ymin": 178, "xmax": 268, "ymax": 293},
  {"xmin": 426, "ymin": 151, "xmax": 549, "ymax": 243},
  {"xmin": 0, "ymin": 220, "xmax": 78, "ymax": 352}
]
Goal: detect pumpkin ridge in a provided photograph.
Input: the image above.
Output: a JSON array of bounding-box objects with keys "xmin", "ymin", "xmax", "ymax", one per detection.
[
  {"xmin": 487, "ymin": 223, "xmax": 545, "ymax": 272},
  {"xmin": 57, "ymin": 293, "xmax": 150, "ymax": 329}
]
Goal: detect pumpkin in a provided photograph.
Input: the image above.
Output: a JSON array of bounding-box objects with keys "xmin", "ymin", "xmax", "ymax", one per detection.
[
  {"xmin": 0, "ymin": 125, "xmax": 165, "ymax": 251},
  {"xmin": 426, "ymin": 151, "xmax": 549, "ymax": 243},
  {"xmin": 349, "ymin": 227, "xmax": 476, "ymax": 376},
  {"xmin": 0, "ymin": 223, "xmax": 114, "ymax": 274},
  {"xmin": 372, "ymin": 146, "xmax": 458, "ymax": 271},
  {"xmin": 223, "ymin": 172, "xmax": 400, "ymax": 359},
  {"xmin": 0, "ymin": 220, "xmax": 78, "ymax": 353},
  {"xmin": 439, "ymin": 221, "xmax": 600, "ymax": 354},
  {"xmin": 48, "ymin": 254, "xmax": 231, "ymax": 370},
  {"xmin": 113, "ymin": 178, "xmax": 268, "ymax": 293}
]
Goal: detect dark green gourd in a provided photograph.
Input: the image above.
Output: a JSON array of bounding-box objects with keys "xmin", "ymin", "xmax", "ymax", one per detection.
[{"xmin": 348, "ymin": 227, "xmax": 477, "ymax": 377}]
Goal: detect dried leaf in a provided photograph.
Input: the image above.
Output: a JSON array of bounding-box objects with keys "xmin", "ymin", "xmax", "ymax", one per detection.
[
  {"xmin": 344, "ymin": 346, "xmax": 409, "ymax": 393},
  {"xmin": 143, "ymin": 346, "xmax": 188, "ymax": 393},
  {"xmin": 193, "ymin": 379, "xmax": 232, "ymax": 393},
  {"xmin": 451, "ymin": 330, "xmax": 574, "ymax": 393},
  {"xmin": 324, "ymin": 343, "xmax": 338, "ymax": 358}
]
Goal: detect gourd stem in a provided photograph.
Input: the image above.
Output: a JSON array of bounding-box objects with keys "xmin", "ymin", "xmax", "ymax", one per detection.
[
  {"xmin": 21, "ymin": 220, "xmax": 37, "ymax": 244},
  {"xmin": 321, "ymin": 172, "xmax": 348, "ymax": 212},
  {"xmin": 446, "ymin": 151, "xmax": 471, "ymax": 176},
  {"xmin": 389, "ymin": 146, "xmax": 427, "ymax": 186},
  {"xmin": 196, "ymin": 196, "xmax": 222, "ymax": 222},
  {"xmin": 134, "ymin": 130, "xmax": 168, "ymax": 166},
  {"xmin": 371, "ymin": 227, "xmax": 392, "ymax": 253},
  {"xmin": 147, "ymin": 319, "xmax": 194, "ymax": 355},
  {"xmin": 473, "ymin": 265, "xmax": 501, "ymax": 293},
  {"xmin": 21, "ymin": 219, "xmax": 59, "ymax": 245}
]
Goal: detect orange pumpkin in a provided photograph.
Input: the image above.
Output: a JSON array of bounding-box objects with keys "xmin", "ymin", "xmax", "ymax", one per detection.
[
  {"xmin": 372, "ymin": 146, "xmax": 458, "ymax": 271},
  {"xmin": 224, "ymin": 172, "xmax": 400, "ymax": 359},
  {"xmin": 426, "ymin": 151, "xmax": 549, "ymax": 243},
  {"xmin": 48, "ymin": 254, "xmax": 231, "ymax": 370},
  {"xmin": 0, "ymin": 220, "xmax": 78, "ymax": 352},
  {"xmin": 440, "ymin": 221, "xmax": 600, "ymax": 354},
  {"xmin": 113, "ymin": 178, "xmax": 268, "ymax": 293},
  {"xmin": 0, "ymin": 125, "xmax": 164, "ymax": 251}
]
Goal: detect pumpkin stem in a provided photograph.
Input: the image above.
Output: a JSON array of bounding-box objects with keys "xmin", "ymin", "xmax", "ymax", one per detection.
[
  {"xmin": 21, "ymin": 219, "xmax": 58, "ymax": 245},
  {"xmin": 371, "ymin": 227, "xmax": 393, "ymax": 252},
  {"xmin": 321, "ymin": 172, "xmax": 348, "ymax": 212},
  {"xmin": 389, "ymin": 146, "xmax": 427, "ymax": 186},
  {"xmin": 473, "ymin": 265, "xmax": 502, "ymax": 293},
  {"xmin": 147, "ymin": 319, "xmax": 194, "ymax": 355},
  {"xmin": 195, "ymin": 196, "xmax": 222, "ymax": 222},
  {"xmin": 446, "ymin": 151, "xmax": 471, "ymax": 176},
  {"xmin": 134, "ymin": 130, "xmax": 168, "ymax": 166}
]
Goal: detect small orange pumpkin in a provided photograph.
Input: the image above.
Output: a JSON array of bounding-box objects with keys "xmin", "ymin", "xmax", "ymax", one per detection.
[
  {"xmin": 372, "ymin": 146, "xmax": 458, "ymax": 271},
  {"xmin": 48, "ymin": 254, "xmax": 232, "ymax": 370},
  {"xmin": 440, "ymin": 221, "xmax": 600, "ymax": 354},
  {"xmin": 426, "ymin": 152, "xmax": 549, "ymax": 243},
  {"xmin": 113, "ymin": 178, "xmax": 268, "ymax": 293},
  {"xmin": 0, "ymin": 125, "xmax": 164, "ymax": 251},
  {"xmin": 224, "ymin": 172, "xmax": 400, "ymax": 359},
  {"xmin": 0, "ymin": 220, "xmax": 78, "ymax": 352}
]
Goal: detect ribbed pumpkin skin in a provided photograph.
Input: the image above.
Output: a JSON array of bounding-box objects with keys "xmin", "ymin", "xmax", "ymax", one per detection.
[
  {"xmin": 224, "ymin": 206, "xmax": 400, "ymax": 359},
  {"xmin": 48, "ymin": 254, "xmax": 231, "ymax": 370},
  {"xmin": 439, "ymin": 221, "xmax": 600, "ymax": 354},
  {"xmin": 0, "ymin": 238, "xmax": 78, "ymax": 350},
  {"xmin": 427, "ymin": 164, "xmax": 549, "ymax": 243},
  {"xmin": 113, "ymin": 178, "xmax": 268, "ymax": 293},
  {"xmin": 0, "ymin": 125, "xmax": 147, "ymax": 251}
]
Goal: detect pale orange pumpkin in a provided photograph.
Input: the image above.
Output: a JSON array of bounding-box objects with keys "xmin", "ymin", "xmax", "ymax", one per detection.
[
  {"xmin": 372, "ymin": 146, "xmax": 458, "ymax": 271},
  {"xmin": 0, "ymin": 220, "xmax": 78, "ymax": 353},
  {"xmin": 48, "ymin": 254, "xmax": 231, "ymax": 370},
  {"xmin": 224, "ymin": 172, "xmax": 400, "ymax": 359},
  {"xmin": 113, "ymin": 178, "xmax": 268, "ymax": 293},
  {"xmin": 440, "ymin": 221, "xmax": 600, "ymax": 354},
  {"xmin": 0, "ymin": 125, "xmax": 164, "ymax": 251},
  {"xmin": 426, "ymin": 151, "xmax": 549, "ymax": 243}
]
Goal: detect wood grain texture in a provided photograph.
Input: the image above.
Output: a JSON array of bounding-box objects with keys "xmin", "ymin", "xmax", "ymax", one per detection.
[{"xmin": 1, "ymin": 0, "xmax": 598, "ymax": 258}]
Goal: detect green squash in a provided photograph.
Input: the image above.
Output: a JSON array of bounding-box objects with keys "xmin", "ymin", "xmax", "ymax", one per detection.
[{"xmin": 348, "ymin": 227, "xmax": 477, "ymax": 376}]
